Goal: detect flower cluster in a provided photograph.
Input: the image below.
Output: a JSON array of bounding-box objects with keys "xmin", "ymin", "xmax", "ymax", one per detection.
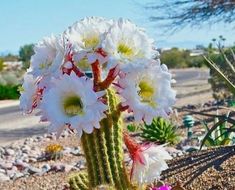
[
  {"xmin": 20, "ymin": 17, "xmax": 176, "ymax": 186},
  {"xmin": 20, "ymin": 17, "xmax": 175, "ymax": 138}
]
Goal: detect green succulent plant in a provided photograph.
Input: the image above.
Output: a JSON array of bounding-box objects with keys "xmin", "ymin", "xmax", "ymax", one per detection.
[
  {"xmin": 200, "ymin": 111, "xmax": 235, "ymax": 148},
  {"xmin": 140, "ymin": 117, "xmax": 180, "ymax": 145},
  {"xmin": 126, "ymin": 123, "xmax": 139, "ymax": 132}
]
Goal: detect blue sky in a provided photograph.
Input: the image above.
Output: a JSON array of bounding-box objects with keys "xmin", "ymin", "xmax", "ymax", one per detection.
[{"xmin": 0, "ymin": 0, "xmax": 234, "ymax": 54}]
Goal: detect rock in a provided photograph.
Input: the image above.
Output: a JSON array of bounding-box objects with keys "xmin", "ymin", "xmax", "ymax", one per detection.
[
  {"xmin": 27, "ymin": 166, "xmax": 41, "ymax": 175},
  {"xmin": 28, "ymin": 157, "xmax": 37, "ymax": 163},
  {"xmin": 51, "ymin": 164, "xmax": 65, "ymax": 172},
  {"xmin": 70, "ymin": 147, "xmax": 81, "ymax": 156},
  {"xmin": 36, "ymin": 136, "xmax": 43, "ymax": 141},
  {"xmin": 30, "ymin": 150, "xmax": 40, "ymax": 157},
  {"xmin": 63, "ymin": 147, "xmax": 72, "ymax": 154},
  {"xmin": 23, "ymin": 158, "xmax": 29, "ymax": 163},
  {"xmin": 0, "ymin": 173, "xmax": 10, "ymax": 181},
  {"xmin": 0, "ymin": 147, "xmax": 5, "ymax": 154},
  {"xmin": 41, "ymin": 164, "xmax": 51, "ymax": 173},
  {"xmin": 23, "ymin": 138, "xmax": 34, "ymax": 145},
  {"xmin": 0, "ymin": 169, "xmax": 5, "ymax": 174},
  {"xmin": 14, "ymin": 160, "xmax": 29, "ymax": 171},
  {"xmin": 75, "ymin": 160, "xmax": 86, "ymax": 169},
  {"xmin": 12, "ymin": 172, "xmax": 25, "ymax": 180},
  {"xmin": 6, "ymin": 166, "xmax": 17, "ymax": 179},
  {"xmin": 0, "ymin": 162, "xmax": 13, "ymax": 170},
  {"xmin": 5, "ymin": 148, "xmax": 15, "ymax": 156},
  {"xmin": 22, "ymin": 145, "xmax": 31, "ymax": 153}
]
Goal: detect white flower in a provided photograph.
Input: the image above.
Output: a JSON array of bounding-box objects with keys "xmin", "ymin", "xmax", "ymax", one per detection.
[
  {"xmin": 19, "ymin": 73, "xmax": 38, "ymax": 113},
  {"xmin": 65, "ymin": 17, "xmax": 111, "ymax": 65},
  {"xmin": 40, "ymin": 72, "xmax": 107, "ymax": 137},
  {"xmin": 118, "ymin": 62, "xmax": 176, "ymax": 124},
  {"xmin": 102, "ymin": 18, "xmax": 156, "ymax": 69},
  {"xmin": 131, "ymin": 144, "xmax": 172, "ymax": 184},
  {"xmin": 30, "ymin": 35, "xmax": 65, "ymax": 78}
]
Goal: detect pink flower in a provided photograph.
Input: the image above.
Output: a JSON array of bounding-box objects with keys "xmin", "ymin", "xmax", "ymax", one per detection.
[{"xmin": 124, "ymin": 132, "xmax": 172, "ymax": 185}]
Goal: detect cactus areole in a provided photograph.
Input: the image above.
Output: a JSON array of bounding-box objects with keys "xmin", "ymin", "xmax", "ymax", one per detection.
[{"xmin": 19, "ymin": 17, "xmax": 176, "ymax": 189}]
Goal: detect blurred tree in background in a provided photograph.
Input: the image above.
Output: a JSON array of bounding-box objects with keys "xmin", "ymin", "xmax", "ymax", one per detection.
[
  {"xmin": 0, "ymin": 58, "xmax": 4, "ymax": 71},
  {"xmin": 147, "ymin": 0, "xmax": 235, "ymax": 30},
  {"xmin": 19, "ymin": 44, "xmax": 34, "ymax": 69},
  {"xmin": 160, "ymin": 47, "xmax": 207, "ymax": 68}
]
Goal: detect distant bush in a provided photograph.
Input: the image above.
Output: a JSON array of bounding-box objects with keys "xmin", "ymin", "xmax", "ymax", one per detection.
[
  {"xmin": 0, "ymin": 85, "xmax": 20, "ymax": 100},
  {"xmin": 160, "ymin": 48, "xmax": 206, "ymax": 68}
]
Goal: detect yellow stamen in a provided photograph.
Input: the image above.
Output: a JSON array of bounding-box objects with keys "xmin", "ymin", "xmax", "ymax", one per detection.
[
  {"xmin": 75, "ymin": 58, "xmax": 90, "ymax": 70},
  {"xmin": 83, "ymin": 36, "xmax": 99, "ymax": 49},
  {"xmin": 138, "ymin": 81, "xmax": 156, "ymax": 107},
  {"xmin": 39, "ymin": 61, "xmax": 52, "ymax": 70},
  {"xmin": 117, "ymin": 43, "xmax": 133, "ymax": 57}
]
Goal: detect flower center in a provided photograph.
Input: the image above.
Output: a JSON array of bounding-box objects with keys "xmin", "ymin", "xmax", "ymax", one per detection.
[
  {"xmin": 138, "ymin": 80, "xmax": 156, "ymax": 107},
  {"xmin": 63, "ymin": 95, "xmax": 84, "ymax": 117},
  {"xmin": 75, "ymin": 58, "xmax": 90, "ymax": 70},
  {"xmin": 39, "ymin": 60, "xmax": 52, "ymax": 70},
  {"xmin": 83, "ymin": 36, "xmax": 99, "ymax": 49},
  {"xmin": 117, "ymin": 43, "xmax": 133, "ymax": 57}
]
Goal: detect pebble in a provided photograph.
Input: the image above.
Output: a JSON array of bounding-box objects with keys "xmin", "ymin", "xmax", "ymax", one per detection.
[
  {"xmin": 21, "ymin": 145, "xmax": 31, "ymax": 153},
  {"xmin": 12, "ymin": 172, "xmax": 25, "ymax": 180},
  {"xmin": 63, "ymin": 147, "xmax": 72, "ymax": 154},
  {"xmin": 51, "ymin": 164, "xmax": 65, "ymax": 172},
  {"xmin": 0, "ymin": 169, "xmax": 6, "ymax": 174},
  {"xmin": 70, "ymin": 147, "xmax": 81, "ymax": 156},
  {"xmin": 27, "ymin": 166, "xmax": 41, "ymax": 175},
  {"xmin": 5, "ymin": 148, "xmax": 15, "ymax": 156},
  {"xmin": 0, "ymin": 162, "xmax": 13, "ymax": 170},
  {"xmin": 0, "ymin": 131, "xmax": 83, "ymax": 181},
  {"xmin": 28, "ymin": 157, "xmax": 37, "ymax": 163},
  {"xmin": 0, "ymin": 173, "xmax": 10, "ymax": 181},
  {"xmin": 41, "ymin": 164, "xmax": 51, "ymax": 173},
  {"xmin": 14, "ymin": 159, "xmax": 29, "ymax": 170},
  {"xmin": 75, "ymin": 160, "xmax": 86, "ymax": 169}
]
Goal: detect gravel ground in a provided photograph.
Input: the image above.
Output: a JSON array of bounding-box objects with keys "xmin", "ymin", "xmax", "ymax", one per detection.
[
  {"xmin": 162, "ymin": 145, "xmax": 235, "ymax": 190},
  {"xmin": 1, "ymin": 131, "xmax": 235, "ymax": 190}
]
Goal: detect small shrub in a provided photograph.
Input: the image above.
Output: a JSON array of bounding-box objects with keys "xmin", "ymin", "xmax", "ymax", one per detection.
[
  {"xmin": 140, "ymin": 117, "xmax": 180, "ymax": 145},
  {"xmin": 0, "ymin": 85, "xmax": 20, "ymax": 100}
]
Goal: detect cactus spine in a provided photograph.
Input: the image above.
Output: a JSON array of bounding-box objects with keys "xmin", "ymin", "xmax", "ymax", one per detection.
[{"xmin": 81, "ymin": 88, "xmax": 132, "ymax": 189}]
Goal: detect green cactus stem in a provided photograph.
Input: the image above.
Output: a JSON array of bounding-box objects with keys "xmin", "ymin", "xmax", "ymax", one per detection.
[
  {"xmin": 80, "ymin": 88, "xmax": 132, "ymax": 189},
  {"xmin": 69, "ymin": 172, "xmax": 89, "ymax": 190}
]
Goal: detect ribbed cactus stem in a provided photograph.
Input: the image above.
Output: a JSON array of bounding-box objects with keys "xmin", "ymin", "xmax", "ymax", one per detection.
[
  {"xmin": 80, "ymin": 88, "xmax": 132, "ymax": 189},
  {"xmin": 81, "ymin": 133, "xmax": 99, "ymax": 186},
  {"xmin": 108, "ymin": 89, "xmax": 131, "ymax": 189},
  {"xmin": 69, "ymin": 172, "xmax": 89, "ymax": 190}
]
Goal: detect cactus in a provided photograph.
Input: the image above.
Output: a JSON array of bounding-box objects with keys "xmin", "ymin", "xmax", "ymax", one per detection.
[
  {"xmin": 69, "ymin": 172, "xmax": 89, "ymax": 190},
  {"xmin": 80, "ymin": 88, "xmax": 132, "ymax": 189},
  {"xmin": 44, "ymin": 144, "xmax": 63, "ymax": 160}
]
